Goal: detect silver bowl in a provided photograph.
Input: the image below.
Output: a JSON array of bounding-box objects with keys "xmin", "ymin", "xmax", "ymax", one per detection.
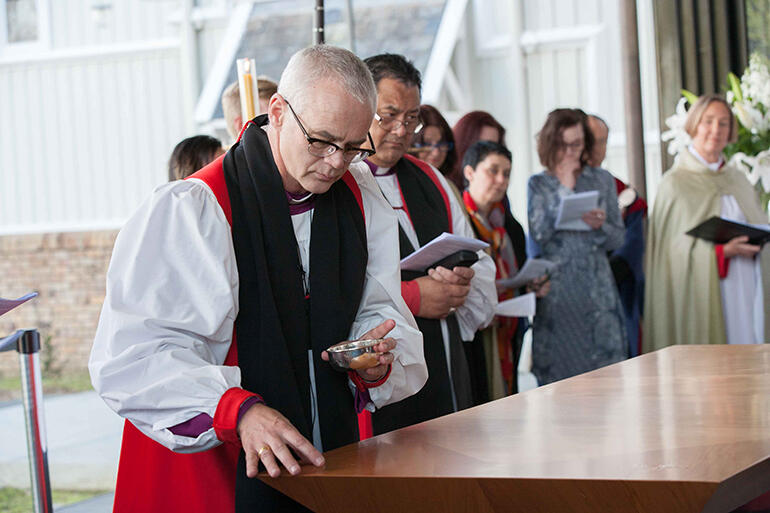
[{"xmin": 326, "ymin": 338, "xmax": 384, "ymax": 372}]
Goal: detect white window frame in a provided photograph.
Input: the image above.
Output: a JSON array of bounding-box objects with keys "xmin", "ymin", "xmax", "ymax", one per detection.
[{"xmin": 0, "ymin": 0, "xmax": 51, "ymax": 58}]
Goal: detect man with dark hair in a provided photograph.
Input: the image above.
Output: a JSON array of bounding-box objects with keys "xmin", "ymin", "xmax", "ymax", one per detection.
[
  {"xmin": 362, "ymin": 53, "xmax": 496, "ymax": 435},
  {"xmin": 91, "ymin": 45, "xmax": 427, "ymax": 513}
]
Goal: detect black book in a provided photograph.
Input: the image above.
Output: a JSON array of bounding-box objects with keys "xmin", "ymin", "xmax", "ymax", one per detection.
[{"xmin": 686, "ymin": 216, "xmax": 770, "ymax": 246}]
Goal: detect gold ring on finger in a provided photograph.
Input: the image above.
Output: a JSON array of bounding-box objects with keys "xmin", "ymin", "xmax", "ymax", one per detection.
[{"xmin": 257, "ymin": 445, "xmax": 271, "ymax": 457}]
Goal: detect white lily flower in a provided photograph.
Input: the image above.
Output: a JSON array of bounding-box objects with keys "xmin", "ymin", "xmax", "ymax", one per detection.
[
  {"xmin": 661, "ymin": 97, "xmax": 691, "ymax": 156},
  {"xmin": 753, "ymin": 150, "xmax": 770, "ymax": 191},
  {"xmin": 728, "ymin": 152, "xmax": 756, "ymax": 181},
  {"xmin": 733, "ymin": 101, "xmax": 754, "ymax": 131}
]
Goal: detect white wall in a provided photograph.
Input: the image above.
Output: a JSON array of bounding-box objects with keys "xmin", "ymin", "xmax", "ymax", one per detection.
[
  {"xmin": 0, "ymin": 0, "xmax": 187, "ymax": 234},
  {"xmin": 444, "ymin": 0, "xmax": 661, "ymax": 227},
  {"xmin": 48, "ymin": 0, "xmax": 177, "ymax": 49}
]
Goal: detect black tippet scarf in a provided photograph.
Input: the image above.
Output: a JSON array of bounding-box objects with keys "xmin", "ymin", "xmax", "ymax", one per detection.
[
  {"xmin": 370, "ymin": 157, "xmax": 473, "ymax": 436},
  {"xmin": 223, "ymin": 116, "xmax": 367, "ymax": 512}
]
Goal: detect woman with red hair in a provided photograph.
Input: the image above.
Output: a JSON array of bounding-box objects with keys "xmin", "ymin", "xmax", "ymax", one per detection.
[{"xmin": 452, "ymin": 111, "xmax": 507, "ymax": 190}]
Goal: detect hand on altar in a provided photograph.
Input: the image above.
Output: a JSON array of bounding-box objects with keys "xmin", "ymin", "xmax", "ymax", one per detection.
[
  {"xmin": 321, "ymin": 319, "xmax": 396, "ymax": 381},
  {"xmin": 414, "ymin": 266, "xmax": 473, "ymax": 319},
  {"xmin": 237, "ymin": 403, "xmax": 324, "ymax": 479}
]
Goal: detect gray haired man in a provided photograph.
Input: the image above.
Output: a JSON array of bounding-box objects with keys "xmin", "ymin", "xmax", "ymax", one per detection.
[{"xmin": 90, "ymin": 45, "xmax": 426, "ymax": 513}]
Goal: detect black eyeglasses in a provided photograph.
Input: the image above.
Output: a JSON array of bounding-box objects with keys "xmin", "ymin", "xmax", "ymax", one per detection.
[
  {"xmin": 374, "ymin": 112, "xmax": 423, "ymax": 134},
  {"xmin": 283, "ymin": 98, "xmax": 376, "ymax": 164},
  {"xmin": 413, "ymin": 141, "xmax": 454, "ymax": 152}
]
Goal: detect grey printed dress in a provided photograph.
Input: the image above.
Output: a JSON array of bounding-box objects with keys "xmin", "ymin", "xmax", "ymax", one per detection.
[{"xmin": 527, "ymin": 166, "xmax": 627, "ymax": 385}]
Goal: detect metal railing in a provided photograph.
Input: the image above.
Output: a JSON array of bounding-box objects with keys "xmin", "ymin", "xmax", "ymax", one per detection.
[{"xmin": 0, "ymin": 328, "xmax": 53, "ymax": 513}]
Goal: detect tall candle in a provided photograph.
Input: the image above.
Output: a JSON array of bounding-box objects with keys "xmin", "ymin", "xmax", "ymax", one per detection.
[
  {"xmin": 237, "ymin": 58, "xmax": 258, "ymax": 124},
  {"xmin": 242, "ymin": 73, "xmax": 256, "ymax": 120}
]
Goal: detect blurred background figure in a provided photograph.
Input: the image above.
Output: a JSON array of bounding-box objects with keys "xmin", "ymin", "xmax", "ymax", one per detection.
[
  {"xmin": 410, "ymin": 105, "xmax": 457, "ymax": 178},
  {"xmin": 645, "ymin": 94, "xmax": 769, "ymax": 350},
  {"xmin": 587, "ymin": 114, "xmax": 647, "ymax": 358},
  {"xmin": 462, "ymin": 141, "xmax": 549, "ymax": 401},
  {"xmin": 221, "ymin": 76, "xmax": 279, "ymax": 143},
  {"xmin": 527, "ymin": 108, "xmax": 627, "ymax": 385},
  {"xmin": 451, "ymin": 110, "xmax": 507, "ymax": 190},
  {"xmin": 167, "ymin": 135, "xmax": 224, "ymax": 181}
]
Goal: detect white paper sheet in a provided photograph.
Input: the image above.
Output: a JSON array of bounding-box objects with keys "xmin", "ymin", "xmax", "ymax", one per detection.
[
  {"xmin": 0, "ymin": 292, "xmax": 38, "ymax": 317},
  {"xmin": 554, "ymin": 190, "xmax": 599, "ymax": 231},
  {"xmin": 496, "ymin": 258, "xmax": 556, "ymax": 290},
  {"xmin": 400, "ymin": 232, "xmax": 489, "ymax": 272},
  {"xmin": 495, "ymin": 292, "xmax": 536, "ymax": 317}
]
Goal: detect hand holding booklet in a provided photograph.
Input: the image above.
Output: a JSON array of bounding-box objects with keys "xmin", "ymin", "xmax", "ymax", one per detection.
[
  {"xmin": 400, "ymin": 232, "xmax": 489, "ymax": 272},
  {"xmin": 496, "ymin": 292, "xmax": 536, "ymax": 317},
  {"xmin": 496, "ymin": 258, "xmax": 556, "ymax": 290},
  {"xmin": 554, "ymin": 190, "xmax": 599, "ymax": 231},
  {"xmin": 686, "ymin": 216, "xmax": 770, "ymax": 246}
]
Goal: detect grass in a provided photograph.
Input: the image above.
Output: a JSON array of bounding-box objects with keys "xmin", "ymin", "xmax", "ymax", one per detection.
[
  {"xmin": 0, "ymin": 371, "xmax": 93, "ymax": 401},
  {"xmin": 0, "ymin": 486, "xmax": 108, "ymax": 513}
]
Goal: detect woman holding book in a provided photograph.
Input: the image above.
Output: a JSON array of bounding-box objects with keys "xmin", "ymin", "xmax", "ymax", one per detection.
[
  {"xmin": 527, "ymin": 108, "xmax": 626, "ymax": 385},
  {"xmin": 645, "ymin": 94, "xmax": 769, "ymax": 348},
  {"xmin": 462, "ymin": 141, "xmax": 550, "ymax": 400}
]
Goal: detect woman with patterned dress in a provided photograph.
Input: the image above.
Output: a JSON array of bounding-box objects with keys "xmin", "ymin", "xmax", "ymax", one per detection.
[{"xmin": 527, "ymin": 108, "xmax": 627, "ymax": 385}]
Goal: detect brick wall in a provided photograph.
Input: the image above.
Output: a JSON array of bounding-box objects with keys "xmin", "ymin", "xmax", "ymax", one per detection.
[{"xmin": 0, "ymin": 230, "xmax": 117, "ymax": 378}]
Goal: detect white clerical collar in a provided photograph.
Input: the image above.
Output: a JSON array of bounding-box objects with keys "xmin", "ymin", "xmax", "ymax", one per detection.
[
  {"xmin": 688, "ymin": 145, "xmax": 724, "ymax": 172},
  {"xmin": 286, "ymin": 191, "xmax": 314, "ymax": 204}
]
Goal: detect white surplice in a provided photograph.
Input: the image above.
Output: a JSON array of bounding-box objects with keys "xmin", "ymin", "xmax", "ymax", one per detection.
[
  {"xmin": 689, "ymin": 145, "xmax": 765, "ymax": 344},
  {"xmin": 89, "ymin": 161, "xmax": 427, "ymax": 453},
  {"xmin": 371, "ymin": 162, "xmax": 497, "ymax": 410}
]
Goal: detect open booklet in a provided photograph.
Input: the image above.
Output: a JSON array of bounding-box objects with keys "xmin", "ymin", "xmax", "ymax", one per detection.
[
  {"xmin": 400, "ymin": 232, "xmax": 489, "ymax": 272},
  {"xmin": 496, "ymin": 258, "xmax": 556, "ymax": 290},
  {"xmin": 495, "ymin": 292, "xmax": 536, "ymax": 317},
  {"xmin": 686, "ymin": 216, "xmax": 770, "ymax": 246},
  {"xmin": 554, "ymin": 190, "xmax": 599, "ymax": 231},
  {"xmin": 0, "ymin": 292, "xmax": 38, "ymax": 317}
]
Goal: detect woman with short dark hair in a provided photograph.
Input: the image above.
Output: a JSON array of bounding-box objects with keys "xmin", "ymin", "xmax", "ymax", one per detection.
[
  {"xmin": 527, "ymin": 108, "xmax": 627, "ymax": 385},
  {"xmin": 462, "ymin": 141, "xmax": 550, "ymax": 400}
]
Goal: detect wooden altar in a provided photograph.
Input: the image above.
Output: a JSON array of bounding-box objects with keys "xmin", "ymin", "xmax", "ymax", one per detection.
[{"xmin": 260, "ymin": 345, "xmax": 770, "ymax": 512}]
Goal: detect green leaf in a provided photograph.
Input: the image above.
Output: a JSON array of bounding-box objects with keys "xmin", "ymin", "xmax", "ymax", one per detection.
[
  {"xmin": 728, "ymin": 72, "xmax": 743, "ymax": 102},
  {"xmin": 681, "ymin": 89, "xmax": 699, "ymax": 106}
]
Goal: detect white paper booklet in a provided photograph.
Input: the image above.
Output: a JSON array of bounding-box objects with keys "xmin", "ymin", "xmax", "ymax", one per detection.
[
  {"xmin": 495, "ymin": 292, "xmax": 536, "ymax": 317},
  {"xmin": 0, "ymin": 292, "xmax": 38, "ymax": 317},
  {"xmin": 496, "ymin": 258, "xmax": 556, "ymax": 290},
  {"xmin": 400, "ymin": 232, "xmax": 489, "ymax": 272},
  {"xmin": 554, "ymin": 190, "xmax": 599, "ymax": 231}
]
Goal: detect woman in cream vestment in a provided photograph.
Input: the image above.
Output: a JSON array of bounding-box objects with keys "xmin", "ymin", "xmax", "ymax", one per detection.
[{"xmin": 644, "ymin": 94, "xmax": 770, "ymax": 351}]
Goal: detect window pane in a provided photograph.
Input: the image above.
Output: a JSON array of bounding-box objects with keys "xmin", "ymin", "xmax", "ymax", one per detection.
[
  {"xmin": 747, "ymin": 0, "xmax": 770, "ymax": 58},
  {"xmin": 6, "ymin": 0, "xmax": 38, "ymax": 43}
]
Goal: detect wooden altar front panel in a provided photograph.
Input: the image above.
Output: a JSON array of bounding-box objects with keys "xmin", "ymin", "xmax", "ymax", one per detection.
[{"xmin": 260, "ymin": 345, "xmax": 770, "ymax": 513}]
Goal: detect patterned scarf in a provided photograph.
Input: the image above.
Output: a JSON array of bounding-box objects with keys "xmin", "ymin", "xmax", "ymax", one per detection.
[{"xmin": 463, "ymin": 190, "xmax": 519, "ymax": 394}]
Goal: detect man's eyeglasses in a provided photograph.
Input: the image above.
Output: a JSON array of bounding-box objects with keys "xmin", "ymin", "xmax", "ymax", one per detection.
[
  {"xmin": 374, "ymin": 112, "xmax": 423, "ymax": 134},
  {"xmin": 413, "ymin": 141, "xmax": 454, "ymax": 152},
  {"xmin": 284, "ymin": 98, "xmax": 376, "ymax": 164}
]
